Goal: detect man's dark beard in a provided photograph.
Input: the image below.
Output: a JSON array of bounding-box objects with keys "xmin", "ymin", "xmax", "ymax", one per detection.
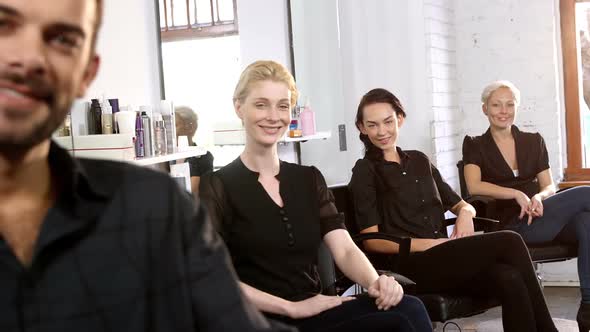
[
  {"xmin": 0, "ymin": 109, "xmax": 67, "ymax": 157},
  {"xmin": 0, "ymin": 72, "xmax": 62, "ymax": 159}
]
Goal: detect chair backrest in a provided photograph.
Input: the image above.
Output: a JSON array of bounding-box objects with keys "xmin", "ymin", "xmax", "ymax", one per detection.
[
  {"xmin": 456, "ymin": 160, "xmax": 470, "ymax": 199},
  {"xmin": 317, "ymin": 242, "xmax": 337, "ymax": 296},
  {"xmin": 329, "ymin": 184, "xmax": 359, "ymax": 235}
]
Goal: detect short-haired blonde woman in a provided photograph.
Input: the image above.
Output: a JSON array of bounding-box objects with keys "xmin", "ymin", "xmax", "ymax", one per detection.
[
  {"xmin": 199, "ymin": 61, "xmax": 431, "ymax": 332},
  {"xmin": 462, "ymin": 80, "xmax": 590, "ymax": 331}
]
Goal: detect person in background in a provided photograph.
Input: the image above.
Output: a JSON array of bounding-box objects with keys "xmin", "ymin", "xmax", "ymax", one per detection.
[
  {"xmin": 0, "ymin": 1, "xmax": 292, "ymax": 331},
  {"xmin": 462, "ymin": 80, "xmax": 590, "ymax": 331},
  {"xmin": 349, "ymin": 88, "xmax": 557, "ymax": 332},
  {"xmin": 200, "ymin": 60, "xmax": 433, "ymax": 332},
  {"xmin": 175, "ymin": 106, "xmax": 214, "ymax": 194}
]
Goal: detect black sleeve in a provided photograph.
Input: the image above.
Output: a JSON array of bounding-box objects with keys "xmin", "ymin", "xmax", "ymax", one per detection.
[
  {"xmin": 462, "ymin": 135, "xmax": 482, "ymax": 167},
  {"xmin": 171, "ymin": 180, "xmax": 293, "ymax": 331},
  {"xmin": 431, "ymin": 162, "xmax": 462, "ymax": 211},
  {"xmin": 534, "ymin": 133, "xmax": 551, "ymax": 175},
  {"xmin": 189, "ymin": 151, "xmax": 214, "ymax": 177},
  {"xmin": 310, "ymin": 166, "xmax": 346, "ymax": 237},
  {"xmin": 198, "ymin": 172, "xmax": 228, "ymax": 239},
  {"xmin": 348, "ymin": 159, "xmax": 382, "ymax": 231}
]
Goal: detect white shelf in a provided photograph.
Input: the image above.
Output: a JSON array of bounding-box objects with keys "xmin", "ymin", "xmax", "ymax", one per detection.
[
  {"xmin": 282, "ymin": 131, "xmax": 332, "ymax": 143},
  {"xmin": 132, "ymin": 146, "xmax": 207, "ymax": 166}
]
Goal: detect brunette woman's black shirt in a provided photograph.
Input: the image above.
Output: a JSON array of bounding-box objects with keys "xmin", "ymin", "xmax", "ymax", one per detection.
[
  {"xmin": 462, "ymin": 125, "xmax": 550, "ymax": 225},
  {"xmin": 199, "ymin": 158, "xmax": 345, "ymax": 302},
  {"xmin": 349, "ymin": 147, "xmax": 462, "ymax": 239}
]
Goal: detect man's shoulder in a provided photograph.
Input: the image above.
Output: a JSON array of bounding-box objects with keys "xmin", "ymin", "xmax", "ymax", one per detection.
[{"xmin": 77, "ymin": 158, "xmax": 176, "ymax": 194}]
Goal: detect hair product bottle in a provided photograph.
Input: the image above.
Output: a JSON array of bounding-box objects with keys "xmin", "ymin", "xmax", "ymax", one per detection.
[
  {"xmin": 88, "ymin": 99, "xmax": 102, "ymax": 135},
  {"xmin": 140, "ymin": 109, "xmax": 153, "ymax": 157},
  {"xmin": 135, "ymin": 112, "xmax": 145, "ymax": 158},
  {"xmin": 300, "ymin": 99, "xmax": 316, "ymax": 136},
  {"xmin": 108, "ymin": 99, "xmax": 120, "ymax": 133},
  {"xmin": 153, "ymin": 113, "xmax": 167, "ymax": 156},
  {"xmin": 160, "ymin": 100, "xmax": 176, "ymax": 154},
  {"xmin": 101, "ymin": 102, "xmax": 114, "ymax": 134}
]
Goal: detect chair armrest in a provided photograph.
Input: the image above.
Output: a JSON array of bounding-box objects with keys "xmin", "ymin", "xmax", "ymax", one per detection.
[
  {"xmin": 465, "ymin": 195, "xmax": 496, "ymax": 205},
  {"xmin": 465, "ymin": 195, "xmax": 498, "ymax": 219},
  {"xmin": 351, "ymin": 232, "xmax": 412, "ymax": 261},
  {"xmin": 444, "ymin": 217, "xmax": 500, "ymax": 232},
  {"xmin": 376, "ymin": 270, "xmax": 416, "ymax": 288},
  {"xmin": 333, "ymin": 269, "xmax": 418, "ymax": 295}
]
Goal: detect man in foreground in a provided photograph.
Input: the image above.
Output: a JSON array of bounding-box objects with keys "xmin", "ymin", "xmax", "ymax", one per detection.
[{"xmin": 0, "ymin": 1, "xmax": 291, "ymax": 331}]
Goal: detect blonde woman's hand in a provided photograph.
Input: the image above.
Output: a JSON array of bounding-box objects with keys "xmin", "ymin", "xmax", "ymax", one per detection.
[
  {"xmin": 367, "ymin": 275, "xmax": 404, "ymax": 311},
  {"xmin": 287, "ymin": 294, "xmax": 354, "ymax": 319}
]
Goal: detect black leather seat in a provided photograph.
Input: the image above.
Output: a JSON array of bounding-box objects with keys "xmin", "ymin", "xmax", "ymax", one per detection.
[
  {"xmin": 456, "ymin": 160, "xmax": 578, "ymax": 264},
  {"xmin": 329, "ymin": 184, "xmax": 500, "ymax": 323}
]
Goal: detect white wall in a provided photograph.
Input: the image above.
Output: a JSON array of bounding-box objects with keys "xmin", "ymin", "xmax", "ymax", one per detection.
[
  {"xmin": 86, "ymin": 0, "xmax": 162, "ymax": 107},
  {"xmin": 237, "ymin": 0, "xmax": 292, "ymax": 69},
  {"xmin": 424, "ymin": 0, "xmax": 462, "ymax": 190},
  {"xmin": 291, "ymin": 0, "xmax": 432, "ymax": 185},
  {"xmin": 232, "ymin": 0, "xmax": 297, "ymax": 162},
  {"xmin": 455, "ymin": 0, "xmax": 564, "ymax": 182}
]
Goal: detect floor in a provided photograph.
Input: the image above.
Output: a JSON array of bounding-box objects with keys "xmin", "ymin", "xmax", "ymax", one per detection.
[{"xmin": 433, "ymin": 287, "xmax": 580, "ymax": 331}]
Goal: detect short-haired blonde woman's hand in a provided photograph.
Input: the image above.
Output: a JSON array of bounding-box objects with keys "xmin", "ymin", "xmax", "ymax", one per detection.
[
  {"xmin": 367, "ymin": 275, "xmax": 404, "ymax": 311},
  {"xmin": 529, "ymin": 194, "xmax": 544, "ymax": 219},
  {"xmin": 513, "ymin": 189, "xmax": 533, "ymax": 224}
]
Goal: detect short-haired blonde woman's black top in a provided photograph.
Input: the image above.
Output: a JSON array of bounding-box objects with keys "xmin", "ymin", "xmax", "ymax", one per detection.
[{"xmin": 462, "ymin": 125, "xmax": 550, "ymax": 226}]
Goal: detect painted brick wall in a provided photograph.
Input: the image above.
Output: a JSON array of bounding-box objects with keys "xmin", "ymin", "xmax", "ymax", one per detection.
[
  {"xmin": 454, "ymin": 0, "xmax": 564, "ymax": 183},
  {"xmin": 424, "ymin": 0, "xmax": 462, "ymax": 191}
]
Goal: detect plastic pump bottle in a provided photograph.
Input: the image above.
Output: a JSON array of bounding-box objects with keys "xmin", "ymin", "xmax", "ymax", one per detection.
[{"xmin": 300, "ymin": 99, "xmax": 316, "ymax": 136}]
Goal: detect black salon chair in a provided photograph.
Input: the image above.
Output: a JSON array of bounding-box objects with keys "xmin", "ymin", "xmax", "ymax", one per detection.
[
  {"xmin": 328, "ymin": 184, "xmax": 499, "ymax": 323},
  {"xmin": 456, "ymin": 160, "xmax": 578, "ymax": 265}
]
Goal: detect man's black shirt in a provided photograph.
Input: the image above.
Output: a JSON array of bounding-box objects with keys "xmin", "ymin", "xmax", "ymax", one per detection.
[{"xmin": 0, "ymin": 142, "xmax": 287, "ymax": 332}]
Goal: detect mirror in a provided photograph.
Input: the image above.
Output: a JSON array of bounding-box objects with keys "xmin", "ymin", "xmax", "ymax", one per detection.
[{"xmin": 157, "ymin": 0, "xmax": 243, "ymax": 169}]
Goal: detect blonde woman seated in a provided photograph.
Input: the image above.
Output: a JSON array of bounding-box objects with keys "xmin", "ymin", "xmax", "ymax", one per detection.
[
  {"xmin": 200, "ymin": 61, "xmax": 432, "ymax": 332},
  {"xmin": 349, "ymin": 88, "xmax": 557, "ymax": 332},
  {"xmin": 462, "ymin": 80, "xmax": 590, "ymax": 331}
]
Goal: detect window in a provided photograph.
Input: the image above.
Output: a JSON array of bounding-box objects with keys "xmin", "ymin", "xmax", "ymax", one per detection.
[
  {"xmin": 560, "ymin": 0, "xmax": 590, "ymax": 183},
  {"xmin": 159, "ymin": 0, "xmax": 238, "ymax": 42}
]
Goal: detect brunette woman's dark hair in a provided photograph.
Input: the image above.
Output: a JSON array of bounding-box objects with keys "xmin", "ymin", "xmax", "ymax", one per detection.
[{"xmin": 355, "ymin": 88, "xmax": 407, "ymax": 162}]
